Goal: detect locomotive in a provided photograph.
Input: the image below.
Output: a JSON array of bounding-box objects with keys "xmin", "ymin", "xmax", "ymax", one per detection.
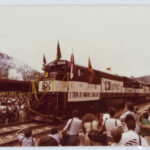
[{"xmin": 29, "ymin": 43, "xmax": 150, "ymax": 121}]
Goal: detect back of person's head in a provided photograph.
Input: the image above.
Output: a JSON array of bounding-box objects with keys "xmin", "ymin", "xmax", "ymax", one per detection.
[
  {"xmin": 127, "ymin": 120, "xmax": 136, "ymax": 131},
  {"xmin": 143, "ymin": 112, "xmax": 149, "ymax": 119},
  {"xmin": 72, "ymin": 109, "xmax": 79, "ymax": 118},
  {"xmin": 111, "ymin": 127, "xmax": 122, "ymax": 143},
  {"xmin": 134, "ymin": 106, "xmax": 138, "ymax": 113},
  {"xmin": 125, "ymin": 114, "xmax": 135, "ymax": 123},
  {"xmin": 108, "ymin": 107, "xmax": 116, "ymax": 117},
  {"xmin": 50, "ymin": 128, "xmax": 58, "ymax": 134},
  {"xmin": 24, "ymin": 128, "xmax": 32, "ymax": 138},
  {"xmin": 82, "ymin": 113, "xmax": 96, "ymax": 123},
  {"xmin": 127, "ymin": 103, "xmax": 134, "ymax": 111},
  {"xmin": 38, "ymin": 136, "xmax": 59, "ymax": 146}
]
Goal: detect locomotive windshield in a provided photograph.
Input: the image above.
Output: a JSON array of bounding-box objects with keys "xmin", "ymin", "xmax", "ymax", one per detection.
[{"xmin": 43, "ymin": 60, "xmax": 69, "ymax": 80}]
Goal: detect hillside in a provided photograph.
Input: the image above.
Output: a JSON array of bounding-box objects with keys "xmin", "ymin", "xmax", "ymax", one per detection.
[
  {"xmin": 134, "ymin": 75, "xmax": 150, "ymax": 84},
  {"xmin": 0, "ymin": 52, "xmax": 41, "ymax": 81}
]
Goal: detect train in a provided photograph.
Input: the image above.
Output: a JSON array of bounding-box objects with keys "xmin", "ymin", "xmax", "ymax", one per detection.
[{"xmin": 29, "ymin": 44, "xmax": 150, "ymax": 121}]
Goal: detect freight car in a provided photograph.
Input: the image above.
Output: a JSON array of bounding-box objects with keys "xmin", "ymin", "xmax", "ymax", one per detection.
[{"xmin": 29, "ymin": 46, "xmax": 150, "ymax": 120}]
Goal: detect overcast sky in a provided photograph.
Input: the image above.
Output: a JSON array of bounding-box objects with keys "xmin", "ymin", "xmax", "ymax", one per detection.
[{"xmin": 0, "ymin": 5, "xmax": 150, "ymax": 77}]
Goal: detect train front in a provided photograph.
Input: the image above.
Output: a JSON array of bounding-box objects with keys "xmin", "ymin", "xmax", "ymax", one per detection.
[{"xmin": 30, "ymin": 59, "xmax": 70, "ymax": 121}]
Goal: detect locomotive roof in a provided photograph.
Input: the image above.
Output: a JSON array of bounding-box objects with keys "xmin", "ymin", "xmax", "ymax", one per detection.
[
  {"xmin": 45, "ymin": 59, "xmax": 150, "ymax": 86},
  {"xmin": 45, "ymin": 59, "xmax": 136, "ymax": 83}
]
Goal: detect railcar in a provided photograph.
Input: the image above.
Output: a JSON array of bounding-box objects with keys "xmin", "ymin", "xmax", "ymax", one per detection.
[
  {"xmin": 0, "ymin": 79, "xmax": 31, "ymax": 92},
  {"xmin": 29, "ymin": 51, "xmax": 150, "ymax": 121}
]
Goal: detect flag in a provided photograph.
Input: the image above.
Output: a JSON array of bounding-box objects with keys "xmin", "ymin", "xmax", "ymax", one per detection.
[
  {"xmin": 43, "ymin": 54, "xmax": 47, "ymax": 65},
  {"xmin": 106, "ymin": 67, "xmax": 111, "ymax": 71},
  {"xmin": 88, "ymin": 57, "xmax": 94, "ymax": 83},
  {"xmin": 56, "ymin": 41, "xmax": 61, "ymax": 60},
  {"xmin": 70, "ymin": 53, "xmax": 75, "ymax": 79}
]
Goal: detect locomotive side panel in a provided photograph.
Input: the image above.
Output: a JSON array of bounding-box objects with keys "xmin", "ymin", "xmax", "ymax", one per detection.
[
  {"xmin": 29, "ymin": 55, "xmax": 150, "ymax": 120},
  {"xmin": 101, "ymin": 78, "xmax": 123, "ymax": 93},
  {"xmin": 39, "ymin": 80, "xmax": 68, "ymax": 92},
  {"xmin": 68, "ymin": 81, "xmax": 101, "ymax": 102}
]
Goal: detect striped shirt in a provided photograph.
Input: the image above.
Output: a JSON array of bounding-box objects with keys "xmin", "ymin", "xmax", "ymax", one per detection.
[{"xmin": 119, "ymin": 130, "xmax": 148, "ymax": 146}]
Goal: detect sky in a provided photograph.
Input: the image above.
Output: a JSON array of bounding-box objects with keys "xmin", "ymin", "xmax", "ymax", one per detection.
[{"xmin": 0, "ymin": 5, "xmax": 150, "ymax": 78}]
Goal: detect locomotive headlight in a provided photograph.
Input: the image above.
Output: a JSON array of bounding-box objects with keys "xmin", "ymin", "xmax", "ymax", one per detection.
[{"xmin": 44, "ymin": 71, "xmax": 48, "ymax": 78}]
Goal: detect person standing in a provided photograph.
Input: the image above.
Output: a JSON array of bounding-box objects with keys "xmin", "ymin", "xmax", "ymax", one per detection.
[
  {"xmin": 19, "ymin": 103, "xmax": 26, "ymax": 122},
  {"xmin": 82, "ymin": 113, "xmax": 100, "ymax": 146},
  {"xmin": 119, "ymin": 120, "xmax": 148, "ymax": 146},
  {"xmin": 16, "ymin": 128, "xmax": 35, "ymax": 146},
  {"xmin": 140, "ymin": 112, "xmax": 150, "ymax": 137},
  {"xmin": 102, "ymin": 107, "xmax": 122, "ymax": 144},
  {"xmin": 61, "ymin": 110, "xmax": 82, "ymax": 146},
  {"xmin": 111, "ymin": 127, "xmax": 122, "ymax": 146},
  {"xmin": 48, "ymin": 128, "xmax": 61, "ymax": 145},
  {"xmin": 124, "ymin": 114, "xmax": 140, "ymax": 134},
  {"xmin": 120, "ymin": 103, "xmax": 137, "ymax": 122},
  {"xmin": 0, "ymin": 103, "xmax": 7, "ymax": 124}
]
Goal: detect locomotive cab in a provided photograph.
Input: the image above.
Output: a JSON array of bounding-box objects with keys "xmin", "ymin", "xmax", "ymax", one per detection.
[
  {"xmin": 32, "ymin": 60, "xmax": 70, "ymax": 119},
  {"xmin": 43, "ymin": 60, "xmax": 69, "ymax": 80}
]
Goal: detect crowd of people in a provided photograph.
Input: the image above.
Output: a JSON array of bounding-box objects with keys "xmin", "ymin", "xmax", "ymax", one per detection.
[
  {"xmin": 16, "ymin": 102, "xmax": 150, "ymax": 146},
  {"xmin": 0, "ymin": 94, "xmax": 31, "ymax": 124}
]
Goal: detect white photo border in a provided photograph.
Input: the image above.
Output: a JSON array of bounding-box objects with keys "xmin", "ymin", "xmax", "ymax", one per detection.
[{"xmin": 0, "ymin": 0, "xmax": 149, "ymax": 150}]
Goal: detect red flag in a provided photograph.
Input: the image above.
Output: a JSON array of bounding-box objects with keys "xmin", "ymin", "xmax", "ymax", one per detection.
[
  {"xmin": 70, "ymin": 53, "xmax": 75, "ymax": 79},
  {"xmin": 88, "ymin": 57, "xmax": 94, "ymax": 83},
  {"xmin": 56, "ymin": 41, "xmax": 61, "ymax": 60}
]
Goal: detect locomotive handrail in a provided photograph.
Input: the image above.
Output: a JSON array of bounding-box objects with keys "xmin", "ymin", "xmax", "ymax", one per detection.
[
  {"xmin": 62, "ymin": 72, "xmax": 70, "ymax": 88},
  {"xmin": 31, "ymin": 81, "xmax": 47, "ymax": 102},
  {"xmin": 31, "ymin": 81, "xmax": 38, "ymax": 102}
]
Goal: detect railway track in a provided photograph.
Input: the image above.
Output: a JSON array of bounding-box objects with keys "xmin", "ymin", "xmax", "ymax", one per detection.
[
  {"xmin": 0, "ymin": 121, "xmax": 40, "ymax": 132},
  {"xmin": 0, "ymin": 101, "xmax": 150, "ymax": 146},
  {"xmin": 0, "ymin": 120, "xmax": 64, "ymax": 146}
]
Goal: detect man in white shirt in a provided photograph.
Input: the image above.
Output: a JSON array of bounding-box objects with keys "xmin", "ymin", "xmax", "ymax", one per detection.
[
  {"xmin": 104, "ymin": 107, "xmax": 122, "ymax": 143},
  {"xmin": 120, "ymin": 103, "xmax": 137, "ymax": 122},
  {"xmin": 102, "ymin": 113, "xmax": 110, "ymax": 125},
  {"xmin": 19, "ymin": 104, "xmax": 26, "ymax": 122},
  {"xmin": 119, "ymin": 120, "xmax": 148, "ymax": 146},
  {"xmin": 62, "ymin": 110, "xmax": 82, "ymax": 146}
]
